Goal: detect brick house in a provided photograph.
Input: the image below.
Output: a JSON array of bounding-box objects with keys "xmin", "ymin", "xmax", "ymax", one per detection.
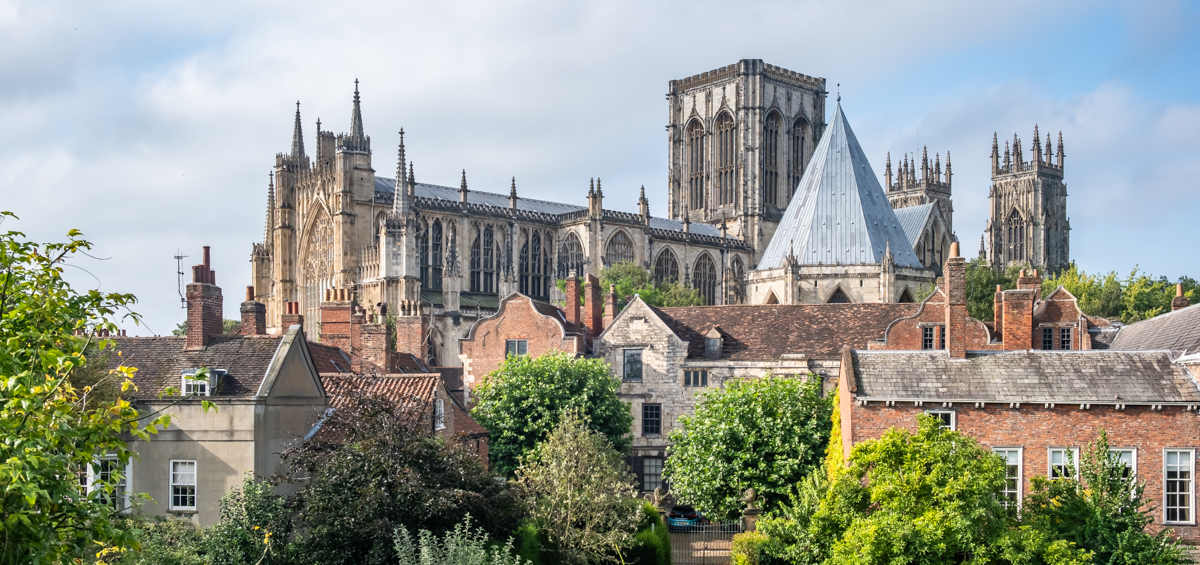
[
  {"xmin": 839, "ymin": 244, "xmax": 1200, "ymax": 541},
  {"xmin": 595, "ymin": 295, "xmax": 919, "ymax": 492}
]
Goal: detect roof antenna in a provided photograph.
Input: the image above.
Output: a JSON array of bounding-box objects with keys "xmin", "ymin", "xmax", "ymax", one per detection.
[{"xmin": 174, "ymin": 249, "xmax": 189, "ymax": 309}]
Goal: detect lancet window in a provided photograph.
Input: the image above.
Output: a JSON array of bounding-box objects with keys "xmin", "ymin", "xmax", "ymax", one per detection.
[
  {"xmin": 764, "ymin": 112, "xmax": 781, "ymax": 207},
  {"xmin": 303, "ymin": 212, "xmax": 334, "ymax": 338},
  {"xmin": 716, "ymin": 113, "xmax": 736, "ymax": 206},
  {"xmin": 557, "ymin": 232, "xmax": 585, "ymax": 279},
  {"xmin": 482, "ymin": 226, "xmax": 498, "ymax": 294},
  {"xmin": 653, "ymin": 248, "xmax": 680, "ymax": 284},
  {"xmin": 729, "ymin": 256, "xmax": 745, "ymax": 304},
  {"xmin": 519, "ymin": 229, "xmax": 551, "ymax": 300},
  {"xmin": 418, "ymin": 220, "xmax": 430, "ymax": 286},
  {"xmin": 1005, "ymin": 210, "xmax": 1026, "ymax": 263},
  {"xmin": 687, "ymin": 120, "xmax": 705, "ymax": 211},
  {"xmin": 693, "ymin": 253, "xmax": 717, "ymax": 305},
  {"xmin": 470, "ymin": 227, "xmax": 482, "ymax": 293},
  {"xmin": 789, "ymin": 118, "xmax": 808, "ymax": 198},
  {"xmin": 605, "ymin": 231, "xmax": 635, "ymax": 265},
  {"xmin": 428, "ymin": 220, "xmax": 444, "ymax": 291}
]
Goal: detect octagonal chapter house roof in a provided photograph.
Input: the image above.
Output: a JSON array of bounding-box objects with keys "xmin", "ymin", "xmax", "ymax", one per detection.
[{"xmin": 758, "ymin": 100, "xmax": 923, "ymax": 270}]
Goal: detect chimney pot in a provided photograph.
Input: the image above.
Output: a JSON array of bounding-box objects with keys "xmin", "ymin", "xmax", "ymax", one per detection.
[
  {"xmin": 1172, "ymin": 283, "xmax": 1191, "ymax": 312},
  {"xmin": 246, "ymin": 286, "xmax": 254, "ymax": 302},
  {"xmin": 203, "ymin": 246, "xmax": 210, "ymax": 269}
]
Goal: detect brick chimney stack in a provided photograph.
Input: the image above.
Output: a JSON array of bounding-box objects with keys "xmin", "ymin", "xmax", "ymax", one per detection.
[
  {"xmin": 565, "ymin": 271, "xmax": 581, "ymax": 327},
  {"xmin": 185, "ymin": 246, "xmax": 223, "ymax": 351},
  {"xmin": 583, "ymin": 274, "xmax": 603, "ymax": 339},
  {"xmin": 320, "ymin": 288, "xmax": 355, "ymax": 353},
  {"xmin": 395, "ymin": 300, "xmax": 429, "ymax": 363},
  {"xmin": 603, "ymin": 284, "xmax": 618, "ymax": 330},
  {"xmin": 281, "ymin": 301, "xmax": 304, "ymax": 330},
  {"xmin": 240, "ymin": 286, "xmax": 267, "ymax": 335},
  {"xmin": 1173, "ymin": 283, "xmax": 1191, "ymax": 312},
  {"xmin": 943, "ymin": 242, "xmax": 968, "ymax": 358}
]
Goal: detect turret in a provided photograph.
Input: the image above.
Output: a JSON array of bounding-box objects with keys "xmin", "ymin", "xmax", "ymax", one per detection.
[
  {"xmin": 991, "ymin": 132, "xmax": 999, "ymax": 174},
  {"xmin": 459, "ymin": 170, "xmax": 469, "ymax": 204},
  {"xmin": 1056, "ymin": 132, "xmax": 1065, "ymax": 169},
  {"xmin": 638, "ymin": 185, "xmax": 650, "ymax": 224},
  {"xmin": 885, "ymin": 152, "xmax": 893, "ymax": 189},
  {"xmin": 509, "ymin": 177, "xmax": 518, "ymax": 209}
]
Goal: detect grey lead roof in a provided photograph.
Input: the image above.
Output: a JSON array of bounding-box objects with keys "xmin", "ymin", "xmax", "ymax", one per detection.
[
  {"xmin": 372, "ymin": 177, "xmax": 723, "ymax": 237},
  {"xmin": 1109, "ymin": 303, "xmax": 1200, "ymax": 355},
  {"xmin": 758, "ymin": 102, "xmax": 922, "ymax": 270},
  {"xmin": 852, "ymin": 350, "xmax": 1200, "ymax": 404},
  {"xmin": 893, "ymin": 203, "xmax": 935, "ymax": 251}
]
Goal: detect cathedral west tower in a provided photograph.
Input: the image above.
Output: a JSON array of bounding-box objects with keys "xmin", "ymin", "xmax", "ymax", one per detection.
[
  {"xmin": 667, "ymin": 59, "xmax": 826, "ymax": 266},
  {"xmin": 984, "ymin": 126, "xmax": 1070, "ymax": 274}
]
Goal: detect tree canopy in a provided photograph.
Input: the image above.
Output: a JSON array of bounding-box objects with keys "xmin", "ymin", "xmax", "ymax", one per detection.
[
  {"xmin": 471, "ymin": 351, "xmax": 632, "ymax": 476},
  {"xmin": 665, "ymin": 375, "xmax": 832, "ymax": 519},
  {"xmin": 597, "ymin": 261, "xmax": 704, "ymax": 310}
]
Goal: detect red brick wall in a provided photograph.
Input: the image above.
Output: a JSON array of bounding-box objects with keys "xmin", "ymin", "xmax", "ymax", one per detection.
[
  {"xmin": 394, "ymin": 300, "xmax": 428, "ymax": 362},
  {"xmin": 1001, "ymin": 290, "xmax": 1036, "ymax": 350},
  {"xmin": 583, "ymin": 274, "xmax": 602, "ymax": 338},
  {"xmin": 185, "ymin": 282, "xmax": 223, "ymax": 350},
  {"xmin": 319, "ymin": 296, "xmax": 353, "ymax": 353},
  {"xmin": 846, "ymin": 401, "xmax": 1200, "ymax": 541},
  {"xmin": 870, "ymin": 291, "xmax": 991, "ymax": 351},
  {"xmin": 459, "ymin": 295, "xmax": 582, "ymax": 392},
  {"xmin": 359, "ymin": 323, "xmax": 389, "ymax": 372}
]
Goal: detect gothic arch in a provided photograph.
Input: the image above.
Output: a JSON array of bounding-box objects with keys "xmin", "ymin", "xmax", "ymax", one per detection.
[
  {"xmin": 764, "ymin": 290, "xmax": 779, "ymax": 305},
  {"xmin": 299, "ymin": 207, "xmax": 335, "ymax": 337},
  {"xmin": 427, "ymin": 219, "xmax": 444, "ymax": 291},
  {"xmin": 825, "ymin": 286, "xmax": 852, "ymax": 304},
  {"xmin": 557, "ymin": 231, "xmax": 585, "ymax": 279},
  {"xmin": 425, "ymin": 328, "xmax": 441, "ymax": 367},
  {"xmin": 686, "ymin": 118, "xmax": 705, "ymax": 211},
  {"xmin": 604, "ymin": 230, "xmax": 636, "ymax": 265},
  {"xmin": 763, "ymin": 110, "xmax": 782, "ymax": 208},
  {"xmin": 693, "ymin": 252, "xmax": 717, "ymax": 305},
  {"xmin": 519, "ymin": 228, "xmax": 550, "ymax": 300},
  {"xmin": 897, "ymin": 287, "xmax": 915, "ymax": 303},
  {"xmin": 653, "ymin": 248, "xmax": 680, "ymax": 283},
  {"xmin": 715, "ymin": 111, "xmax": 737, "ymax": 206},
  {"xmin": 789, "ymin": 116, "xmax": 809, "ymax": 198},
  {"xmin": 1005, "ymin": 208, "xmax": 1026, "ymax": 263},
  {"xmin": 728, "ymin": 255, "xmax": 746, "ymax": 304}
]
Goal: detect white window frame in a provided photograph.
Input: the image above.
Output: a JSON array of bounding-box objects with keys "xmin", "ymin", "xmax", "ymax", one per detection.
[
  {"xmin": 993, "ymin": 447, "xmax": 1023, "ymax": 507},
  {"xmin": 181, "ymin": 370, "xmax": 208, "ymax": 397},
  {"xmin": 925, "ymin": 410, "xmax": 955, "ymax": 431},
  {"xmin": 82, "ymin": 455, "xmax": 132, "ymax": 513},
  {"xmin": 1047, "ymin": 447, "xmax": 1081, "ymax": 480},
  {"xmin": 434, "ymin": 398, "xmax": 446, "ymax": 431},
  {"xmin": 1109, "ymin": 448, "xmax": 1138, "ymax": 478},
  {"xmin": 1164, "ymin": 448, "xmax": 1196, "ymax": 525},
  {"xmin": 169, "ymin": 459, "xmax": 197, "ymax": 512}
]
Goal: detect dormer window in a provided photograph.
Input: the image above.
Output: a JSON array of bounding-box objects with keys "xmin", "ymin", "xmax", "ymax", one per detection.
[
  {"xmin": 181, "ymin": 369, "xmax": 224, "ymax": 397},
  {"xmin": 704, "ymin": 327, "xmax": 723, "ymax": 360}
]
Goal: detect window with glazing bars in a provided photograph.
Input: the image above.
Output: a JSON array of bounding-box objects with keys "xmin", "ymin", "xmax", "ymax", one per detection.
[
  {"xmin": 623, "ymin": 350, "xmax": 643, "ymax": 381},
  {"xmin": 170, "ymin": 460, "xmax": 196, "ymax": 511},
  {"xmin": 1059, "ymin": 328, "xmax": 1072, "ymax": 350},
  {"xmin": 1049, "ymin": 448, "xmax": 1079, "ymax": 479},
  {"xmin": 1043, "ymin": 327, "xmax": 1054, "ymax": 350},
  {"xmin": 1166, "ymin": 450, "xmax": 1194, "ymax": 523},
  {"xmin": 922, "ymin": 327, "xmax": 935, "ymax": 350},
  {"xmin": 993, "ymin": 448, "xmax": 1021, "ymax": 507},
  {"xmin": 642, "ymin": 458, "xmax": 663, "ymax": 492},
  {"xmin": 684, "ymin": 370, "xmax": 708, "ymax": 387},
  {"xmin": 642, "ymin": 404, "xmax": 662, "ymax": 436},
  {"xmin": 505, "ymin": 340, "xmax": 527, "ymax": 357}
]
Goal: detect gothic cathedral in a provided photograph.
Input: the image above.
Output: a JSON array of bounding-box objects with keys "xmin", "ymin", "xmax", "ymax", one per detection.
[{"xmin": 983, "ymin": 127, "xmax": 1070, "ymax": 274}]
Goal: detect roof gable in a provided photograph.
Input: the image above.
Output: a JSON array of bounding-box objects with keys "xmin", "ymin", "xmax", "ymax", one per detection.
[
  {"xmin": 758, "ymin": 102, "xmax": 922, "ymax": 270},
  {"xmin": 258, "ymin": 327, "xmax": 326, "ymax": 400},
  {"xmin": 1110, "ymin": 303, "xmax": 1200, "ymax": 355}
]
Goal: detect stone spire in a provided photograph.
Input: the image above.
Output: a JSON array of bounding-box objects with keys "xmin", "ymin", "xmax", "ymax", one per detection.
[
  {"xmin": 265, "ymin": 171, "xmax": 275, "ymax": 244},
  {"xmin": 945, "ymin": 152, "xmax": 952, "ymax": 188},
  {"xmin": 638, "ymin": 185, "xmax": 649, "ymax": 223},
  {"xmin": 459, "ymin": 170, "xmax": 469, "ymax": 203},
  {"xmin": 1056, "ymin": 131, "xmax": 1065, "ymax": 169},
  {"xmin": 393, "ymin": 130, "xmax": 408, "ymax": 215},
  {"xmin": 509, "ymin": 177, "xmax": 518, "ymax": 209},
  {"xmin": 979, "ymin": 234, "xmax": 986, "ymax": 259},
  {"xmin": 991, "ymin": 132, "xmax": 999, "ymax": 174},
  {"xmin": 1032, "ymin": 124, "xmax": 1042, "ymax": 162},
  {"xmin": 921, "ymin": 146, "xmax": 929, "ymax": 180},
  {"xmin": 290, "ymin": 101, "xmax": 305, "ymax": 158},
  {"xmin": 885, "ymin": 152, "xmax": 893, "ymax": 189},
  {"xmin": 408, "ymin": 162, "xmax": 416, "ymax": 196},
  {"xmin": 350, "ymin": 79, "xmax": 365, "ymax": 139}
]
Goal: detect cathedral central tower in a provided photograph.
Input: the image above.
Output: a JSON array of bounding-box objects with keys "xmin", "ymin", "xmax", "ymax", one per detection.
[
  {"xmin": 984, "ymin": 127, "xmax": 1070, "ymax": 274},
  {"xmin": 666, "ymin": 60, "xmax": 826, "ymax": 266}
]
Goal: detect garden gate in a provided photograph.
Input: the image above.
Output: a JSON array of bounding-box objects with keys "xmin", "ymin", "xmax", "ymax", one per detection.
[{"xmin": 669, "ymin": 521, "xmax": 743, "ymax": 565}]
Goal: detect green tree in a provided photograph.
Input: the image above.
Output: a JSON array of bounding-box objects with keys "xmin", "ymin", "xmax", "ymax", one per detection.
[
  {"xmin": 471, "ymin": 351, "xmax": 632, "ymax": 477},
  {"xmin": 1023, "ymin": 429, "xmax": 1188, "ymax": 565},
  {"xmin": 665, "ymin": 375, "xmax": 832, "ymax": 519},
  {"xmin": 203, "ymin": 473, "xmax": 293, "ymax": 565},
  {"xmin": 0, "ymin": 212, "xmax": 181, "ymax": 563},
  {"xmin": 1040, "ymin": 265, "xmax": 1199, "ymax": 323},
  {"xmin": 394, "ymin": 515, "xmax": 531, "ymax": 565},
  {"xmin": 516, "ymin": 412, "xmax": 642, "ymax": 565},
  {"xmin": 965, "ymin": 258, "xmax": 1023, "ymax": 321},
  {"xmin": 759, "ymin": 415, "xmax": 1092, "ymax": 565},
  {"xmin": 597, "ymin": 261, "xmax": 704, "ymax": 310},
  {"xmin": 281, "ymin": 380, "xmax": 520, "ymax": 565},
  {"xmin": 171, "ymin": 318, "xmax": 243, "ymax": 336}
]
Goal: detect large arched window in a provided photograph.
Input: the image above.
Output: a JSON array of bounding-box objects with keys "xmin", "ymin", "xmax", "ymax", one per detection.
[
  {"xmin": 605, "ymin": 231, "xmax": 635, "ymax": 265},
  {"xmin": 429, "ymin": 219, "xmax": 444, "ymax": 291},
  {"xmin": 519, "ymin": 229, "xmax": 550, "ymax": 300},
  {"xmin": 687, "ymin": 119, "xmax": 705, "ymax": 211},
  {"xmin": 418, "ymin": 219, "xmax": 430, "ymax": 289},
  {"xmin": 728, "ymin": 256, "xmax": 746, "ymax": 304},
  {"xmin": 1006, "ymin": 209, "xmax": 1025, "ymax": 263},
  {"xmin": 483, "ymin": 226, "xmax": 498, "ymax": 294},
  {"xmin": 470, "ymin": 228, "xmax": 481, "ymax": 293},
  {"xmin": 303, "ymin": 211, "xmax": 334, "ymax": 337},
  {"xmin": 716, "ymin": 113, "xmax": 736, "ymax": 206},
  {"xmin": 693, "ymin": 253, "xmax": 717, "ymax": 305},
  {"xmin": 764, "ymin": 112, "xmax": 781, "ymax": 207},
  {"xmin": 789, "ymin": 117, "xmax": 808, "ymax": 199},
  {"xmin": 557, "ymin": 232, "xmax": 585, "ymax": 279},
  {"xmin": 653, "ymin": 248, "xmax": 680, "ymax": 283}
]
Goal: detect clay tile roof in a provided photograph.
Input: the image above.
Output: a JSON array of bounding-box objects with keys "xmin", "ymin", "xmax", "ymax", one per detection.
[
  {"xmin": 111, "ymin": 335, "xmax": 284, "ymax": 398},
  {"xmin": 319, "ymin": 374, "xmax": 439, "ymax": 409},
  {"xmin": 1109, "ymin": 303, "xmax": 1200, "ymax": 355},
  {"xmin": 648, "ymin": 303, "xmax": 919, "ymax": 360},
  {"xmin": 852, "ymin": 350, "xmax": 1200, "ymax": 404},
  {"xmin": 307, "ymin": 342, "xmax": 352, "ymax": 373}
]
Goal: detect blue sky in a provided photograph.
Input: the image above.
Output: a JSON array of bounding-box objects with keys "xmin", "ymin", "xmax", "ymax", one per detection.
[{"xmin": 2, "ymin": 0, "xmax": 1198, "ymax": 335}]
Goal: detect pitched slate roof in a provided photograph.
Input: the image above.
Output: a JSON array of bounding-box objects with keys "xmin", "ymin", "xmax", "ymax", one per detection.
[
  {"xmin": 649, "ymin": 303, "xmax": 919, "ymax": 360},
  {"xmin": 1109, "ymin": 303, "xmax": 1200, "ymax": 355},
  {"xmin": 851, "ymin": 350, "xmax": 1200, "ymax": 404},
  {"xmin": 758, "ymin": 101, "xmax": 922, "ymax": 270},
  {"xmin": 319, "ymin": 374, "xmax": 439, "ymax": 409},
  {"xmin": 893, "ymin": 203, "xmax": 935, "ymax": 250},
  {"xmin": 111, "ymin": 335, "xmax": 284, "ymax": 398}
]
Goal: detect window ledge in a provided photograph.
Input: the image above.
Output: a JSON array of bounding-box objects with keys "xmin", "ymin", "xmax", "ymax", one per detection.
[{"xmin": 167, "ymin": 509, "xmax": 197, "ymax": 515}]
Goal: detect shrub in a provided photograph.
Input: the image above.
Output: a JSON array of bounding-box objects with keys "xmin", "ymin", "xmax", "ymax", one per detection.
[
  {"xmin": 394, "ymin": 516, "xmax": 529, "ymax": 565},
  {"xmin": 730, "ymin": 531, "xmax": 769, "ymax": 565},
  {"xmin": 511, "ymin": 520, "xmax": 544, "ymax": 565},
  {"xmin": 624, "ymin": 502, "xmax": 670, "ymax": 565},
  {"xmin": 203, "ymin": 473, "xmax": 292, "ymax": 564},
  {"xmin": 114, "ymin": 518, "xmax": 207, "ymax": 565}
]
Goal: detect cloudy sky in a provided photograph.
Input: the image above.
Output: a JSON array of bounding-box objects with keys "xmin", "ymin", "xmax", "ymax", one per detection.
[{"xmin": 3, "ymin": 0, "xmax": 1198, "ymax": 335}]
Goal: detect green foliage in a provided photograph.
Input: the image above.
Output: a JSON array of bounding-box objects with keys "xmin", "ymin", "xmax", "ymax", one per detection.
[
  {"xmin": 472, "ymin": 351, "xmax": 633, "ymax": 476},
  {"xmin": 394, "ymin": 515, "xmax": 531, "ymax": 565},
  {"xmin": 965, "ymin": 258, "xmax": 1023, "ymax": 321},
  {"xmin": 203, "ymin": 473, "xmax": 293, "ymax": 565},
  {"xmin": 598, "ymin": 262, "xmax": 705, "ymax": 310},
  {"xmin": 1023, "ymin": 430, "xmax": 1188, "ymax": 565},
  {"xmin": 113, "ymin": 518, "xmax": 208, "ymax": 565},
  {"xmin": 512, "ymin": 521, "xmax": 544, "ymax": 565},
  {"xmin": 0, "ymin": 211, "xmax": 185, "ymax": 563},
  {"xmin": 624, "ymin": 502, "xmax": 670, "ymax": 565},
  {"xmin": 730, "ymin": 530, "xmax": 769, "ymax": 565},
  {"xmin": 171, "ymin": 318, "xmax": 243, "ymax": 336},
  {"xmin": 282, "ymin": 383, "xmax": 521, "ymax": 565},
  {"xmin": 1042, "ymin": 265, "xmax": 1199, "ymax": 323},
  {"xmin": 516, "ymin": 412, "xmax": 642, "ymax": 565},
  {"xmin": 757, "ymin": 416, "xmax": 1093, "ymax": 565},
  {"xmin": 824, "ymin": 387, "xmax": 843, "ymax": 479},
  {"xmin": 665, "ymin": 375, "xmax": 833, "ymax": 519}
]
